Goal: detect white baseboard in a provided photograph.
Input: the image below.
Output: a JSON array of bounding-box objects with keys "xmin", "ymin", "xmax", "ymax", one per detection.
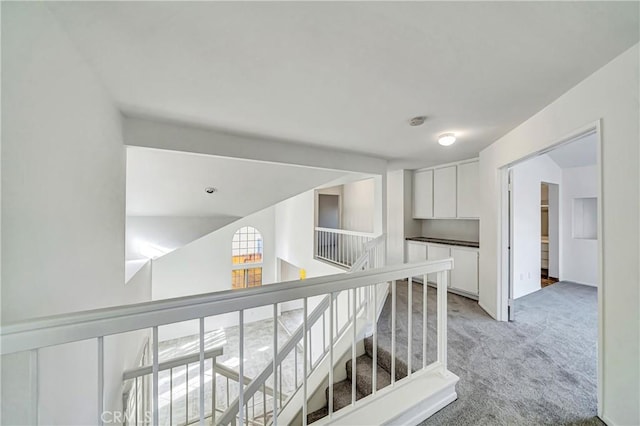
[{"xmin": 314, "ymin": 363, "xmax": 459, "ymax": 426}]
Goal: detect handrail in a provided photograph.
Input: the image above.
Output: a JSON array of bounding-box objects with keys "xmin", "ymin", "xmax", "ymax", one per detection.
[
  {"xmin": 218, "ymin": 235, "xmax": 385, "ymax": 425},
  {"xmin": 1, "ymin": 261, "xmax": 452, "ymax": 355},
  {"xmin": 123, "ymin": 347, "xmax": 224, "ymax": 380},
  {"xmin": 349, "ymin": 234, "xmax": 385, "ymax": 272},
  {"xmin": 314, "ymin": 227, "xmax": 377, "ymax": 238}
]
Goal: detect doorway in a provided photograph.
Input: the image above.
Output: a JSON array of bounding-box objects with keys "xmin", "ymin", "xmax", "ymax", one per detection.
[
  {"xmin": 317, "ymin": 194, "xmax": 340, "ymax": 229},
  {"xmin": 541, "ymin": 182, "xmax": 559, "ymax": 287},
  {"xmin": 501, "ymin": 124, "xmax": 602, "ymax": 414},
  {"xmin": 505, "ymin": 129, "xmax": 600, "ymax": 318}
]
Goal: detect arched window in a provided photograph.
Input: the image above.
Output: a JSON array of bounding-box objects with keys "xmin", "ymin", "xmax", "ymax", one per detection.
[{"xmin": 231, "ymin": 226, "xmax": 263, "ymax": 289}]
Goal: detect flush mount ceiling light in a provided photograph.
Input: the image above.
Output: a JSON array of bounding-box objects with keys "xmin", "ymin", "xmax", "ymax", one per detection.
[
  {"xmin": 409, "ymin": 116, "xmax": 427, "ymax": 126},
  {"xmin": 438, "ymin": 133, "xmax": 456, "ymax": 146},
  {"xmin": 204, "ymin": 187, "xmax": 217, "ymax": 194}
]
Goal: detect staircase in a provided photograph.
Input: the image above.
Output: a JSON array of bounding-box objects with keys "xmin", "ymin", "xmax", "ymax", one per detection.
[
  {"xmin": 307, "ymin": 335, "xmax": 410, "ymax": 423},
  {"xmin": 307, "ymin": 279, "xmax": 438, "ymax": 423}
]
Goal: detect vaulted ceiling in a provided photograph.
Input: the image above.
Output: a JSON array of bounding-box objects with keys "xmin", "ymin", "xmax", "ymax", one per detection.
[{"xmin": 48, "ymin": 2, "xmax": 638, "ymax": 167}]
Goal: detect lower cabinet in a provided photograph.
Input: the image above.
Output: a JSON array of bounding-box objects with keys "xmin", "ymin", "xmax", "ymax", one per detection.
[
  {"xmin": 405, "ymin": 241, "xmax": 479, "ymax": 299},
  {"xmin": 427, "ymin": 244, "xmax": 451, "ymax": 286},
  {"xmin": 450, "ymin": 247, "xmax": 479, "ymax": 295},
  {"xmin": 406, "ymin": 241, "xmax": 427, "ymax": 263}
]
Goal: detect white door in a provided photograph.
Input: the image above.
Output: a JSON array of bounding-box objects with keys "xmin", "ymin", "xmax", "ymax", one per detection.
[
  {"xmin": 413, "ymin": 170, "xmax": 434, "ymax": 218},
  {"xmin": 457, "ymin": 161, "xmax": 480, "ymax": 218},
  {"xmin": 433, "ymin": 166, "xmax": 457, "ymax": 218},
  {"xmin": 451, "ymin": 248, "xmax": 479, "ymax": 295},
  {"xmin": 406, "ymin": 241, "xmax": 428, "ymax": 263},
  {"xmin": 427, "ymin": 245, "xmax": 451, "ymax": 285}
]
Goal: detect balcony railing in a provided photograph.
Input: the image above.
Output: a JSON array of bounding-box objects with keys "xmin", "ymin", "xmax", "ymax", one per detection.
[
  {"xmin": 314, "ymin": 227, "xmax": 378, "ymax": 268},
  {"xmin": 1, "ymin": 256, "xmax": 455, "ymax": 426}
]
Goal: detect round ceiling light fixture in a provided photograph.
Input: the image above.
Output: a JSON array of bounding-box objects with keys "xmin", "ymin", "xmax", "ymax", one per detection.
[
  {"xmin": 438, "ymin": 133, "xmax": 456, "ymax": 146},
  {"xmin": 204, "ymin": 187, "xmax": 217, "ymax": 194},
  {"xmin": 409, "ymin": 116, "xmax": 427, "ymax": 126}
]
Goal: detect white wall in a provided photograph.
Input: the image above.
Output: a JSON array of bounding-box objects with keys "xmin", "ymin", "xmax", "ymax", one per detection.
[
  {"xmin": 561, "ymin": 165, "xmax": 598, "ymax": 286},
  {"xmin": 126, "ymin": 215, "xmax": 238, "ymax": 260},
  {"xmin": 342, "ymin": 178, "xmax": 375, "ymax": 233},
  {"xmin": 421, "ymin": 219, "xmax": 479, "ymax": 242},
  {"xmin": 151, "ymin": 206, "xmax": 276, "ymax": 340},
  {"xmin": 479, "ymin": 44, "xmax": 639, "ymax": 424},
  {"xmin": 387, "ymin": 170, "xmax": 421, "ymax": 265},
  {"xmin": 0, "ymin": 3, "xmax": 148, "ymax": 424},
  {"xmin": 276, "ymin": 190, "xmax": 344, "ymax": 279},
  {"xmin": 511, "ymin": 154, "xmax": 561, "ymax": 298},
  {"xmin": 152, "ymin": 207, "xmax": 275, "ymax": 299}
]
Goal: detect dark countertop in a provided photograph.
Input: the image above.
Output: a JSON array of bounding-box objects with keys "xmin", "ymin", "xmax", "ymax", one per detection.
[{"xmin": 406, "ymin": 236, "xmax": 480, "ymax": 248}]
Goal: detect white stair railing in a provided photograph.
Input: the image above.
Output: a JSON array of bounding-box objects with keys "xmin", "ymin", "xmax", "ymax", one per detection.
[
  {"xmin": 314, "ymin": 227, "xmax": 377, "ymax": 268},
  {"xmin": 0, "ymin": 254, "xmax": 453, "ymax": 426},
  {"xmin": 217, "ymin": 235, "xmax": 385, "ymax": 425}
]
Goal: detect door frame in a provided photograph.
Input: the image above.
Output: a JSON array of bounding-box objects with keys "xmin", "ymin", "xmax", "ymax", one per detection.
[{"xmin": 498, "ymin": 119, "xmax": 604, "ymax": 415}]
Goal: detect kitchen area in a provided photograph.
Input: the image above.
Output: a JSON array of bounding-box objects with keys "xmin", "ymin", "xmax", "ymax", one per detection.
[{"xmin": 405, "ymin": 159, "xmax": 480, "ymax": 300}]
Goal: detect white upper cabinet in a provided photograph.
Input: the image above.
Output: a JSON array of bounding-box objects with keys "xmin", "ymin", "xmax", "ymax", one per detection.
[
  {"xmin": 433, "ymin": 166, "xmax": 457, "ymax": 218},
  {"xmin": 457, "ymin": 161, "xmax": 480, "ymax": 218},
  {"xmin": 412, "ymin": 158, "xmax": 480, "ymax": 219},
  {"xmin": 413, "ymin": 169, "xmax": 434, "ymax": 219}
]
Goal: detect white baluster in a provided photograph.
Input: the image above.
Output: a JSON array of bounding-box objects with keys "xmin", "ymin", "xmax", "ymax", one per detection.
[
  {"xmin": 186, "ymin": 364, "xmax": 189, "ymax": 425},
  {"xmin": 372, "ymin": 284, "xmax": 377, "ymax": 395},
  {"xmin": 423, "ymin": 274, "xmax": 428, "ymax": 369},
  {"xmin": 391, "ymin": 280, "xmax": 396, "ymax": 385},
  {"xmin": 272, "ymin": 304, "xmax": 278, "ymax": 426},
  {"xmin": 351, "ymin": 288, "xmax": 357, "ymax": 406},
  {"xmin": 153, "ymin": 326, "xmax": 159, "ymax": 426},
  {"xmin": 135, "ymin": 377, "xmax": 139, "ymax": 426},
  {"xmin": 199, "ymin": 318, "xmax": 205, "ymax": 425},
  {"xmin": 98, "ymin": 337, "xmax": 104, "ymax": 426},
  {"xmin": 212, "ymin": 361, "xmax": 216, "ymax": 424},
  {"xmin": 437, "ymin": 271, "xmax": 448, "ymax": 370},
  {"xmin": 239, "ymin": 311, "xmax": 245, "ymax": 426},
  {"xmin": 407, "ymin": 278, "xmax": 412, "ymax": 377},
  {"xmin": 303, "ymin": 298, "xmax": 308, "ymax": 426},
  {"xmin": 329, "ymin": 293, "xmax": 334, "ymax": 419}
]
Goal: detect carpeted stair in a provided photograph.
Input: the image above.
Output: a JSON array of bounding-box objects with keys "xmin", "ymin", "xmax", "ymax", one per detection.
[{"xmin": 306, "ymin": 335, "xmax": 410, "ymax": 423}]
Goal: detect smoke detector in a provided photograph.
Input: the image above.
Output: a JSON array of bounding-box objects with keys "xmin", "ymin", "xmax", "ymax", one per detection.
[
  {"xmin": 204, "ymin": 187, "xmax": 217, "ymax": 194},
  {"xmin": 409, "ymin": 116, "xmax": 427, "ymax": 126}
]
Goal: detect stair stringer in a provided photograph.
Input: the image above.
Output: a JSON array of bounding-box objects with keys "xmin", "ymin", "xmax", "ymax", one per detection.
[{"xmin": 276, "ymin": 312, "xmax": 371, "ymax": 426}]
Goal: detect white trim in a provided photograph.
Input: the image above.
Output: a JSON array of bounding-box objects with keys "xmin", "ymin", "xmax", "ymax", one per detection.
[
  {"xmin": 314, "ymin": 227, "xmax": 377, "ymax": 238},
  {"xmin": 594, "ymin": 120, "xmax": 604, "ymax": 418},
  {"xmin": 312, "ymin": 362, "xmax": 458, "ymax": 426},
  {"xmin": 414, "ymin": 156, "xmax": 479, "ymax": 173}
]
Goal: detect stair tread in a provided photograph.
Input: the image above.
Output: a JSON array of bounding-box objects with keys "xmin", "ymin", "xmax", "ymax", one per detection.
[
  {"xmin": 307, "ymin": 406, "xmax": 328, "ymax": 424},
  {"xmin": 364, "ymin": 336, "xmax": 409, "ymax": 381},
  {"xmin": 308, "ymin": 380, "xmax": 364, "ymax": 424},
  {"xmin": 325, "ymin": 379, "xmax": 365, "ymax": 411},
  {"xmin": 346, "ymin": 354, "xmax": 392, "ymax": 396}
]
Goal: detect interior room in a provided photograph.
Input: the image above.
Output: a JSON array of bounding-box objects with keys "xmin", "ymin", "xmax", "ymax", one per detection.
[{"xmin": 1, "ymin": 2, "xmax": 637, "ymax": 426}]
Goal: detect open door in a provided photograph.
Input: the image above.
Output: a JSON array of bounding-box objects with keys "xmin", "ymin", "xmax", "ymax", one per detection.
[{"xmin": 508, "ymin": 168, "xmax": 515, "ymax": 321}]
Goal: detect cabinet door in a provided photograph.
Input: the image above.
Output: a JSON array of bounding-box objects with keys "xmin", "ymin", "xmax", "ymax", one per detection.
[
  {"xmin": 427, "ymin": 245, "xmax": 451, "ymax": 285},
  {"xmin": 433, "ymin": 166, "xmax": 457, "ymax": 218},
  {"xmin": 406, "ymin": 242, "xmax": 427, "ymax": 263},
  {"xmin": 450, "ymin": 248, "xmax": 479, "ymax": 295},
  {"xmin": 457, "ymin": 161, "xmax": 480, "ymax": 218},
  {"xmin": 413, "ymin": 170, "xmax": 433, "ymax": 219}
]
